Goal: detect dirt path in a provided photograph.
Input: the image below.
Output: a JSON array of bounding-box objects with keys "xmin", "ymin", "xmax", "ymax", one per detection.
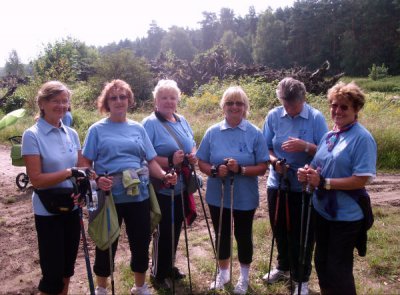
[{"xmin": 0, "ymin": 144, "xmax": 399, "ymax": 294}]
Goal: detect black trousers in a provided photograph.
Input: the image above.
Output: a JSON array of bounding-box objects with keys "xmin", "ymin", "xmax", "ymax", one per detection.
[
  {"xmin": 35, "ymin": 210, "xmax": 80, "ymax": 294},
  {"xmin": 267, "ymin": 188, "xmax": 314, "ymax": 282},
  {"xmin": 209, "ymin": 204, "xmax": 255, "ymax": 264},
  {"xmin": 151, "ymin": 193, "xmax": 184, "ymax": 280},
  {"xmin": 314, "ymin": 211, "xmax": 363, "ymax": 295},
  {"xmin": 94, "ymin": 199, "xmax": 151, "ymax": 276}
]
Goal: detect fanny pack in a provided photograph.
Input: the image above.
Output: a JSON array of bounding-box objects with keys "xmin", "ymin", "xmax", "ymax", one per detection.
[{"xmin": 35, "ymin": 188, "xmax": 75, "ymax": 214}]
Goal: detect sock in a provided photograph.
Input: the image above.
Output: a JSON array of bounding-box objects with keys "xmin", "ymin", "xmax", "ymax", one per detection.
[
  {"xmin": 219, "ymin": 268, "xmax": 230, "ymax": 280},
  {"xmin": 240, "ymin": 265, "xmax": 250, "ymax": 281}
]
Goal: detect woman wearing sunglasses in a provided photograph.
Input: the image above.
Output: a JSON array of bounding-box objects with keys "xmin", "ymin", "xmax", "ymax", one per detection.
[
  {"xmin": 82, "ymin": 79, "xmax": 177, "ymax": 295},
  {"xmin": 262, "ymin": 77, "xmax": 328, "ymax": 295},
  {"xmin": 197, "ymin": 86, "xmax": 269, "ymax": 294},
  {"xmin": 297, "ymin": 82, "xmax": 376, "ymax": 295}
]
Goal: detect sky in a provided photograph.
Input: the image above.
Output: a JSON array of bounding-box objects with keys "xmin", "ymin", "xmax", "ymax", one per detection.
[{"xmin": 0, "ymin": 0, "xmax": 294, "ymax": 66}]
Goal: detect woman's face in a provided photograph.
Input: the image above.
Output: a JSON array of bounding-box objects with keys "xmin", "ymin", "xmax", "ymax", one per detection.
[
  {"xmin": 107, "ymin": 87, "xmax": 130, "ymax": 116},
  {"xmin": 330, "ymin": 96, "xmax": 358, "ymax": 128},
  {"xmin": 223, "ymin": 98, "xmax": 246, "ymax": 123},
  {"xmin": 156, "ymin": 88, "xmax": 179, "ymax": 117},
  {"xmin": 40, "ymin": 91, "xmax": 69, "ymax": 125},
  {"xmin": 281, "ymin": 99, "xmax": 304, "ymax": 117}
]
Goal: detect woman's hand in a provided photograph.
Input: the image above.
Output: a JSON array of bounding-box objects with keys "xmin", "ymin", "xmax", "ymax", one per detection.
[
  {"xmin": 173, "ymin": 150, "xmax": 185, "ymax": 165},
  {"xmin": 97, "ymin": 175, "xmax": 113, "ymax": 191},
  {"xmin": 71, "ymin": 193, "xmax": 85, "ymax": 207},
  {"xmin": 281, "ymin": 137, "xmax": 307, "ymax": 153},
  {"xmin": 297, "ymin": 164, "xmax": 320, "ymax": 188},
  {"xmin": 164, "ymin": 172, "xmax": 178, "ymax": 186},
  {"xmin": 225, "ymin": 158, "xmax": 240, "ymax": 174},
  {"xmin": 186, "ymin": 153, "xmax": 198, "ymax": 165}
]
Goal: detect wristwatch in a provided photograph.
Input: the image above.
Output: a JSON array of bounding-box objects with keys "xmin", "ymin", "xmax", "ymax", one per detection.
[
  {"xmin": 210, "ymin": 165, "xmax": 218, "ymax": 178},
  {"xmin": 325, "ymin": 178, "xmax": 331, "ymax": 190}
]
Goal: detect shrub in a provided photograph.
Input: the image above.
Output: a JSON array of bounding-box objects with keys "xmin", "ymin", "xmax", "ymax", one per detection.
[
  {"xmin": 2, "ymin": 95, "xmax": 25, "ymax": 113},
  {"xmin": 368, "ymin": 63, "xmax": 389, "ymax": 81}
]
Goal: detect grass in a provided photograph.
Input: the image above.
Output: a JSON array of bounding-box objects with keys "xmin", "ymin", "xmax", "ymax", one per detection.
[{"xmin": 112, "ymin": 205, "xmax": 400, "ymax": 294}]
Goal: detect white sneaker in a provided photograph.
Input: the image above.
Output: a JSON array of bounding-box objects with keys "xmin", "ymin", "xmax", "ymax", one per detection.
[
  {"xmin": 131, "ymin": 282, "xmax": 152, "ymax": 295},
  {"xmin": 293, "ymin": 281, "xmax": 309, "ymax": 295},
  {"xmin": 262, "ymin": 268, "xmax": 289, "ymax": 283},
  {"xmin": 234, "ymin": 276, "xmax": 249, "ymax": 294},
  {"xmin": 95, "ymin": 286, "xmax": 107, "ymax": 295},
  {"xmin": 209, "ymin": 272, "xmax": 230, "ymax": 290}
]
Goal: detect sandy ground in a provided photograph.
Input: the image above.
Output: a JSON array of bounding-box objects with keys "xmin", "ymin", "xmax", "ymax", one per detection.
[{"xmin": 1, "ymin": 143, "xmax": 399, "ymax": 295}]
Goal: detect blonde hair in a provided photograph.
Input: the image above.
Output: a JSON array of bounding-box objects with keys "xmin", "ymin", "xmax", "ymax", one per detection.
[
  {"xmin": 97, "ymin": 79, "xmax": 135, "ymax": 114},
  {"xmin": 220, "ymin": 86, "xmax": 250, "ymax": 118},
  {"xmin": 327, "ymin": 81, "xmax": 365, "ymax": 111},
  {"xmin": 36, "ymin": 81, "xmax": 71, "ymax": 117}
]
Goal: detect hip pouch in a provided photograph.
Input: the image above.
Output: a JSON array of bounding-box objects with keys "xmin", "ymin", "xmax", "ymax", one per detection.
[{"xmin": 35, "ymin": 188, "xmax": 75, "ymax": 214}]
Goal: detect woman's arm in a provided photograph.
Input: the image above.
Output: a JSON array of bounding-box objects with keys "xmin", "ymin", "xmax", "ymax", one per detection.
[{"xmin": 24, "ymin": 155, "xmax": 72, "ymax": 188}]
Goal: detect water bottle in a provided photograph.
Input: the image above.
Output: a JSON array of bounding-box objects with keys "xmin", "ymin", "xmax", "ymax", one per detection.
[{"xmin": 87, "ymin": 179, "xmax": 98, "ymax": 211}]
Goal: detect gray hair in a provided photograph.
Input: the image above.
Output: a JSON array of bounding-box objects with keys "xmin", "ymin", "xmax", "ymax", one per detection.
[
  {"xmin": 153, "ymin": 79, "xmax": 181, "ymax": 101},
  {"xmin": 276, "ymin": 77, "xmax": 306, "ymax": 103}
]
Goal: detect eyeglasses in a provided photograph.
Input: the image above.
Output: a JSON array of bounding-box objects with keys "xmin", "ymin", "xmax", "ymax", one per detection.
[
  {"xmin": 49, "ymin": 99, "xmax": 70, "ymax": 106},
  {"xmin": 109, "ymin": 95, "xmax": 128, "ymax": 101},
  {"xmin": 225, "ymin": 101, "xmax": 245, "ymax": 107},
  {"xmin": 330, "ymin": 103, "xmax": 350, "ymax": 111}
]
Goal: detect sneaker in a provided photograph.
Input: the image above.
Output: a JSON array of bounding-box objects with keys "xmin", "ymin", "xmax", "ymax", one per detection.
[
  {"xmin": 131, "ymin": 283, "xmax": 152, "ymax": 295},
  {"xmin": 172, "ymin": 266, "xmax": 186, "ymax": 280},
  {"xmin": 95, "ymin": 286, "xmax": 107, "ymax": 295},
  {"xmin": 293, "ymin": 281, "xmax": 309, "ymax": 295},
  {"xmin": 262, "ymin": 268, "xmax": 289, "ymax": 284},
  {"xmin": 209, "ymin": 272, "xmax": 230, "ymax": 290},
  {"xmin": 234, "ymin": 276, "xmax": 249, "ymax": 295}
]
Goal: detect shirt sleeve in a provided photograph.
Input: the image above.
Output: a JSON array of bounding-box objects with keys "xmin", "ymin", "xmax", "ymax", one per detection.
[
  {"xmin": 262, "ymin": 112, "xmax": 274, "ymax": 149},
  {"xmin": 254, "ymin": 129, "xmax": 270, "ymax": 163},
  {"xmin": 82, "ymin": 125, "xmax": 98, "ymax": 161},
  {"xmin": 352, "ymin": 133, "xmax": 377, "ymax": 176},
  {"xmin": 21, "ymin": 129, "xmax": 39, "ymax": 156},
  {"xmin": 196, "ymin": 128, "xmax": 212, "ymax": 162},
  {"xmin": 313, "ymin": 112, "xmax": 329, "ymax": 145}
]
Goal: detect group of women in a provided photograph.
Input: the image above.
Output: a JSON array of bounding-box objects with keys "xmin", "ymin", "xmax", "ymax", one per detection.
[{"xmin": 22, "ymin": 76, "xmax": 376, "ymax": 295}]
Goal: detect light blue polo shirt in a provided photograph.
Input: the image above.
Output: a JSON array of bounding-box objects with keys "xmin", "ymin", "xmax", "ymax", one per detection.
[
  {"xmin": 311, "ymin": 122, "xmax": 377, "ymax": 221},
  {"xmin": 142, "ymin": 112, "xmax": 196, "ymax": 196},
  {"xmin": 22, "ymin": 118, "xmax": 81, "ymax": 216},
  {"xmin": 83, "ymin": 118, "xmax": 157, "ymax": 204},
  {"xmin": 263, "ymin": 103, "xmax": 328, "ymax": 192},
  {"xmin": 196, "ymin": 119, "xmax": 269, "ymax": 210}
]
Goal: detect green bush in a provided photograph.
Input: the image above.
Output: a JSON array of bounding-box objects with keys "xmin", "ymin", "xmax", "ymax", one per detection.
[
  {"xmin": 368, "ymin": 63, "xmax": 389, "ymax": 81},
  {"xmin": 2, "ymin": 95, "xmax": 26, "ymax": 113}
]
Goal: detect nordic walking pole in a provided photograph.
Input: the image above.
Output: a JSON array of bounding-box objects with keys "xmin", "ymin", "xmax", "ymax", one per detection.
[
  {"xmin": 229, "ymin": 171, "xmax": 234, "ymax": 282},
  {"xmin": 170, "ymin": 168, "xmax": 176, "ymax": 295},
  {"xmin": 180, "ymin": 182, "xmax": 192, "ymax": 294},
  {"xmin": 190, "ymin": 164, "xmax": 216, "ymax": 258},
  {"xmin": 283, "ymin": 164, "xmax": 294, "ymax": 294},
  {"xmin": 297, "ymin": 183, "xmax": 307, "ymax": 295},
  {"xmin": 213, "ymin": 179, "xmax": 225, "ymax": 294},
  {"xmin": 79, "ymin": 206, "xmax": 95, "ymax": 295},
  {"xmin": 105, "ymin": 172, "xmax": 115, "ymax": 295},
  {"xmin": 298, "ymin": 183, "xmax": 313, "ymax": 295},
  {"xmin": 266, "ymin": 159, "xmax": 285, "ymax": 284}
]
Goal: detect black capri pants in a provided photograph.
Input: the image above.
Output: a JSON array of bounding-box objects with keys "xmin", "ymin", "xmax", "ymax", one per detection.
[
  {"xmin": 94, "ymin": 199, "xmax": 151, "ymax": 276},
  {"xmin": 209, "ymin": 204, "xmax": 256, "ymax": 264},
  {"xmin": 35, "ymin": 210, "xmax": 81, "ymax": 294}
]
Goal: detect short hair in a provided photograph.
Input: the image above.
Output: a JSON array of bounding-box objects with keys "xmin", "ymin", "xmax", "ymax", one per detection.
[
  {"xmin": 153, "ymin": 79, "xmax": 181, "ymax": 102},
  {"xmin": 36, "ymin": 81, "xmax": 71, "ymax": 117},
  {"xmin": 97, "ymin": 79, "xmax": 134, "ymax": 114},
  {"xmin": 220, "ymin": 86, "xmax": 250, "ymax": 118},
  {"xmin": 327, "ymin": 81, "xmax": 365, "ymax": 111},
  {"xmin": 276, "ymin": 77, "xmax": 306, "ymax": 103}
]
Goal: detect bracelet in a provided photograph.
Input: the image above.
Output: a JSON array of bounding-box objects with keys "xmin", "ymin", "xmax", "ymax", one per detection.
[
  {"xmin": 241, "ymin": 166, "xmax": 246, "ymax": 176},
  {"xmin": 305, "ymin": 142, "xmax": 310, "ymax": 153}
]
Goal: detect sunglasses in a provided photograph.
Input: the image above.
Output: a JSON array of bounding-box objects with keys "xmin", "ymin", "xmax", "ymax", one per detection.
[
  {"xmin": 330, "ymin": 103, "xmax": 350, "ymax": 111},
  {"xmin": 225, "ymin": 101, "xmax": 245, "ymax": 107},
  {"xmin": 109, "ymin": 95, "xmax": 128, "ymax": 101}
]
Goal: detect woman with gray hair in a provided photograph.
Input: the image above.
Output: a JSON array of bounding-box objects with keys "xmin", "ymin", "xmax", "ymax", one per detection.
[{"xmin": 262, "ymin": 77, "xmax": 328, "ymax": 294}]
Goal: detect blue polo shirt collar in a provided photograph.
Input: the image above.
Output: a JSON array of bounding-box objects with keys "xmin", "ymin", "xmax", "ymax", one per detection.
[
  {"xmin": 220, "ymin": 118, "xmax": 247, "ymax": 131},
  {"xmin": 38, "ymin": 117, "xmax": 67, "ymax": 134},
  {"xmin": 281, "ymin": 103, "xmax": 309, "ymax": 119}
]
